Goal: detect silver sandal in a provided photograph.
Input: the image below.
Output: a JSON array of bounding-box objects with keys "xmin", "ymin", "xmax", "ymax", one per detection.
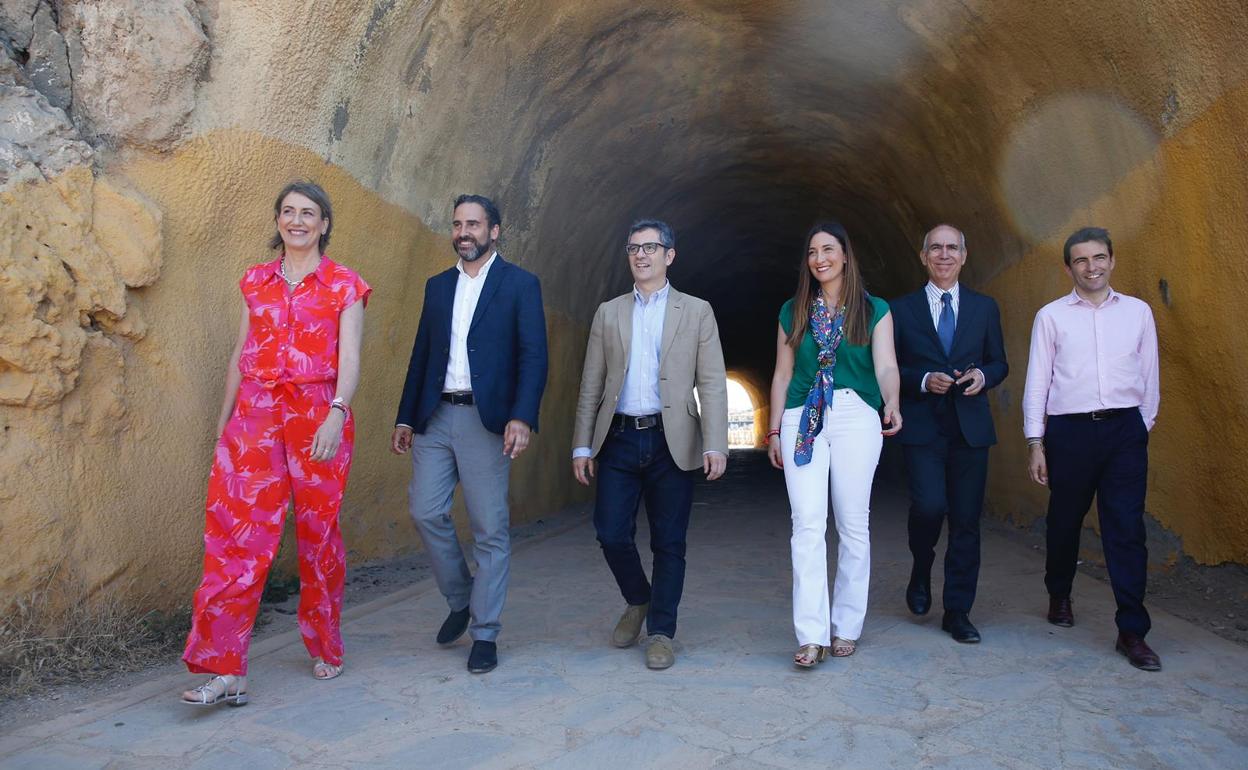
[{"xmin": 182, "ymin": 675, "xmax": 248, "ymax": 707}]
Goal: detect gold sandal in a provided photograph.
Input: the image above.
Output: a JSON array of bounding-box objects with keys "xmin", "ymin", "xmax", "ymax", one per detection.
[
  {"xmin": 831, "ymin": 636, "xmax": 857, "ymax": 657},
  {"xmin": 793, "ymin": 643, "xmax": 829, "ymax": 668}
]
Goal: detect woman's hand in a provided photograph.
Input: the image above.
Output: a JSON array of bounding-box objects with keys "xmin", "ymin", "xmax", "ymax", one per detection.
[
  {"xmin": 310, "ymin": 408, "xmax": 346, "ymax": 462},
  {"xmin": 767, "ymin": 433, "xmax": 784, "ymax": 470},
  {"xmin": 881, "ymin": 403, "xmax": 903, "ymax": 436}
]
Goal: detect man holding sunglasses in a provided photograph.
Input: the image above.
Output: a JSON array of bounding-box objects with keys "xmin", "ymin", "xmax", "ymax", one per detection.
[{"xmin": 571, "ymin": 219, "xmax": 729, "ymax": 670}]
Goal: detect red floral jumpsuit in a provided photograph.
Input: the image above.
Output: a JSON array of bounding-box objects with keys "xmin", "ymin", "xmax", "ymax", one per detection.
[{"xmin": 183, "ymin": 257, "xmax": 371, "ymax": 676}]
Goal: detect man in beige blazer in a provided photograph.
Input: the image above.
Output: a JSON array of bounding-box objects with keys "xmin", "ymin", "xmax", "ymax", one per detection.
[{"xmin": 572, "ymin": 218, "xmax": 728, "ymax": 670}]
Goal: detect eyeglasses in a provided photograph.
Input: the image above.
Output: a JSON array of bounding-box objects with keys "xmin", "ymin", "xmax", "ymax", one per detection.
[{"xmin": 625, "ymin": 242, "xmax": 669, "ymax": 256}]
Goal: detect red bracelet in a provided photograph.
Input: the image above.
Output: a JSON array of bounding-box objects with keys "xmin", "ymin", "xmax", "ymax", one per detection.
[{"xmin": 766, "ymin": 429, "xmax": 780, "ymax": 439}]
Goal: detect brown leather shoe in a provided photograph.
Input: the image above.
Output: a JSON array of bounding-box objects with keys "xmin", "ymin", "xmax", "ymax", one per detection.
[
  {"xmin": 1047, "ymin": 595, "xmax": 1074, "ymax": 627},
  {"xmin": 1115, "ymin": 632, "xmax": 1161, "ymax": 671}
]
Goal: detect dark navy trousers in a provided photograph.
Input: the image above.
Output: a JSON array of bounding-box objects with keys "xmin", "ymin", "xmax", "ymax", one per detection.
[
  {"xmin": 1044, "ymin": 409, "xmax": 1151, "ymax": 637},
  {"xmin": 593, "ymin": 421, "xmax": 695, "ymax": 639},
  {"xmin": 904, "ymin": 408, "xmax": 988, "ymax": 614}
]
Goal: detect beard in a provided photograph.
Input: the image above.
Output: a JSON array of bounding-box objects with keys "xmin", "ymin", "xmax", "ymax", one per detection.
[{"xmin": 454, "ymin": 236, "xmax": 492, "ymax": 262}]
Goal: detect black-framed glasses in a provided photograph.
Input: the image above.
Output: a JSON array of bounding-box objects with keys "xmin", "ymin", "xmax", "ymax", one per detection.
[{"xmin": 625, "ymin": 242, "xmax": 669, "ymax": 256}]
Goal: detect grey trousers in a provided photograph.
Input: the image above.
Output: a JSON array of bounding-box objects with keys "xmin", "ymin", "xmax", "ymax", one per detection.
[{"xmin": 408, "ymin": 403, "xmax": 512, "ymax": 642}]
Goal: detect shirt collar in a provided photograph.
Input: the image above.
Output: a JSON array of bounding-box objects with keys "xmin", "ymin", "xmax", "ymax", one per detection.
[
  {"xmin": 1065, "ymin": 286, "xmax": 1119, "ymax": 307},
  {"xmin": 633, "ymin": 281, "xmax": 670, "ymax": 305},
  {"xmin": 312, "ymin": 255, "xmax": 334, "ymax": 287},
  {"xmin": 457, "ymin": 251, "xmax": 498, "ymax": 278},
  {"xmin": 926, "ymin": 281, "xmax": 960, "ymax": 301},
  {"xmin": 265, "ymin": 254, "xmax": 331, "ymax": 286}
]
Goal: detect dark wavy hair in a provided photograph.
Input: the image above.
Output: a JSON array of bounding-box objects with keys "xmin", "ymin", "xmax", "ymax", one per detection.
[
  {"xmin": 269, "ymin": 181, "xmax": 332, "ymax": 253},
  {"xmin": 787, "ymin": 220, "xmax": 872, "ymax": 348}
]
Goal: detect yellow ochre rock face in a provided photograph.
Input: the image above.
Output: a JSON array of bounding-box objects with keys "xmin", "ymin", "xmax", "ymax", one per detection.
[{"xmin": 0, "ymin": 0, "xmax": 1245, "ymax": 612}]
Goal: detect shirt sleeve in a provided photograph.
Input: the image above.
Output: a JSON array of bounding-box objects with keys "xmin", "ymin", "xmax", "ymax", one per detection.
[
  {"xmin": 1139, "ymin": 303, "xmax": 1160, "ymax": 431},
  {"xmin": 1022, "ymin": 308, "xmax": 1055, "ymax": 439},
  {"xmin": 342, "ymin": 271, "xmax": 373, "ymax": 309}
]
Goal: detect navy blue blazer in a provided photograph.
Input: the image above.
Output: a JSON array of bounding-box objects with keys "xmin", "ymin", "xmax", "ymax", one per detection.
[
  {"xmin": 890, "ymin": 286, "xmax": 1007, "ymax": 448},
  {"xmin": 395, "ymin": 256, "xmax": 548, "ymax": 435}
]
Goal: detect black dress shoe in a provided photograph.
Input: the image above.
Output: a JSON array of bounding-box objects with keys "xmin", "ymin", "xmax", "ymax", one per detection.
[
  {"xmin": 1047, "ymin": 595, "xmax": 1074, "ymax": 627},
  {"xmin": 906, "ymin": 578, "xmax": 932, "ymax": 616},
  {"xmin": 467, "ymin": 640, "xmax": 498, "ymax": 673},
  {"xmin": 1115, "ymin": 632, "xmax": 1161, "ymax": 671},
  {"xmin": 941, "ymin": 611, "xmax": 981, "ymax": 643},
  {"xmin": 436, "ymin": 607, "xmax": 470, "ymax": 645}
]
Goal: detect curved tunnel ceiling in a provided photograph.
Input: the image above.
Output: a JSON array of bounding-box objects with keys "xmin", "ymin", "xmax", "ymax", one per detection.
[{"xmin": 200, "ymin": 0, "xmax": 1247, "ymax": 384}]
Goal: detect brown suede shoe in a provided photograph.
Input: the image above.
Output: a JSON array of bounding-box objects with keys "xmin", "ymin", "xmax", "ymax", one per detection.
[
  {"xmin": 1047, "ymin": 595, "xmax": 1074, "ymax": 627},
  {"xmin": 644, "ymin": 634, "xmax": 675, "ymax": 670},
  {"xmin": 1115, "ymin": 632, "xmax": 1161, "ymax": 671},
  {"xmin": 611, "ymin": 603, "xmax": 649, "ymax": 648}
]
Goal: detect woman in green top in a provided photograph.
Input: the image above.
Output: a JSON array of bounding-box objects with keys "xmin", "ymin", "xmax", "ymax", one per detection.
[{"xmin": 767, "ymin": 221, "xmax": 902, "ymax": 668}]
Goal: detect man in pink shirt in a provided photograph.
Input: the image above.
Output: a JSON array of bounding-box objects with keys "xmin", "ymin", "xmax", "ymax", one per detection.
[{"xmin": 1022, "ymin": 226, "xmax": 1161, "ymax": 671}]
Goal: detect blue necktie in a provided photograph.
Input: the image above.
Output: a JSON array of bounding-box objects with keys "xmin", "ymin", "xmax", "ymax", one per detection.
[{"xmin": 938, "ymin": 292, "xmax": 955, "ymax": 355}]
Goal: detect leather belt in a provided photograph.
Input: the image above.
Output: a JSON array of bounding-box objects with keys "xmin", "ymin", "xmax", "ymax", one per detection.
[
  {"xmin": 441, "ymin": 391, "xmax": 475, "ymax": 406},
  {"xmin": 613, "ymin": 413, "xmax": 662, "ymax": 431},
  {"xmin": 1058, "ymin": 407, "xmax": 1135, "ymax": 421}
]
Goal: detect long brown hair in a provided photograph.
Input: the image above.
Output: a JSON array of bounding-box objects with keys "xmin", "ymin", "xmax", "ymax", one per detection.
[{"xmin": 787, "ymin": 220, "xmax": 872, "ymax": 348}]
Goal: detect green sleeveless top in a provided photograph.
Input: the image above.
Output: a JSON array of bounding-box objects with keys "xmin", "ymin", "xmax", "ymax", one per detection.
[{"xmin": 778, "ymin": 295, "xmax": 890, "ymax": 411}]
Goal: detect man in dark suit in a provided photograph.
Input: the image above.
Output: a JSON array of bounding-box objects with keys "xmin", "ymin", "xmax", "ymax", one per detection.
[
  {"xmin": 891, "ymin": 224, "xmax": 1007, "ymax": 643},
  {"xmin": 390, "ymin": 194, "xmax": 548, "ymax": 674}
]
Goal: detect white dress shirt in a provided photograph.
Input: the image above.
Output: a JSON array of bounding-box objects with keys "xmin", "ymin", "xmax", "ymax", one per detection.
[
  {"xmin": 444, "ymin": 252, "xmax": 497, "ymax": 392},
  {"xmin": 920, "ymin": 281, "xmax": 960, "ymax": 392}
]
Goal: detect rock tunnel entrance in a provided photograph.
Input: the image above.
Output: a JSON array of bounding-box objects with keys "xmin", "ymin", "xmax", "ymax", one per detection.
[{"xmin": 2, "ymin": 0, "xmax": 1246, "ymax": 615}]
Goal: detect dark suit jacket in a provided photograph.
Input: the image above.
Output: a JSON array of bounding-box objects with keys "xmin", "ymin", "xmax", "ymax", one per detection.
[
  {"xmin": 890, "ymin": 286, "xmax": 1007, "ymax": 448},
  {"xmin": 395, "ymin": 256, "xmax": 548, "ymax": 435}
]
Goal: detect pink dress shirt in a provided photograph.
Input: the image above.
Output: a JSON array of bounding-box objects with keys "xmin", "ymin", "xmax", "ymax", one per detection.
[{"xmin": 1022, "ymin": 288, "xmax": 1159, "ymax": 438}]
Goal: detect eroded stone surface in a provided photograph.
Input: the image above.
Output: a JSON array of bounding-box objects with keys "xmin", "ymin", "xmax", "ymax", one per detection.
[
  {"xmin": 0, "ymin": 83, "xmax": 91, "ymax": 187},
  {"xmin": 63, "ymin": 0, "xmax": 209, "ymax": 148}
]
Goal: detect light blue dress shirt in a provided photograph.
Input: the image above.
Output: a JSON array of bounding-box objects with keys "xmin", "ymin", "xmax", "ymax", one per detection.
[{"xmin": 617, "ymin": 282, "xmax": 669, "ymax": 416}]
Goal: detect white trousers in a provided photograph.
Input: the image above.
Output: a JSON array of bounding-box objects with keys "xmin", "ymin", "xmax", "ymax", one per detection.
[{"xmin": 781, "ymin": 389, "xmax": 883, "ymax": 645}]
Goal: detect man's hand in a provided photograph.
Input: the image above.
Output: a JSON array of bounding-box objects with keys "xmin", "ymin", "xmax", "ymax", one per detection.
[
  {"xmin": 1028, "ymin": 443, "xmax": 1048, "ymax": 486},
  {"xmin": 391, "ymin": 425, "xmax": 414, "ymax": 455},
  {"xmin": 926, "ymin": 372, "xmax": 955, "ymax": 394},
  {"xmin": 573, "ymin": 456, "xmax": 595, "ymax": 486},
  {"xmin": 954, "ymin": 368, "xmax": 986, "ymax": 396},
  {"xmin": 704, "ymin": 451, "xmax": 727, "ymax": 481},
  {"xmin": 503, "ymin": 420, "xmax": 531, "ymax": 459}
]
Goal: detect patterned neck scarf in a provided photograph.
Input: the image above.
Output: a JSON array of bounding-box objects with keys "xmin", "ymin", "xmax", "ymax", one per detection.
[{"xmin": 794, "ymin": 291, "xmax": 847, "ymax": 466}]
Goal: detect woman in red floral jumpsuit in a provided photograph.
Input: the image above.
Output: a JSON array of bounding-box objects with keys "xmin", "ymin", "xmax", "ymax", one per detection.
[{"xmin": 181, "ymin": 181, "xmax": 370, "ymax": 706}]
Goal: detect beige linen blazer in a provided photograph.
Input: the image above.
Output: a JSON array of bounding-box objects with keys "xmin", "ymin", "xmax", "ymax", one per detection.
[{"xmin": 573, "ymin": 287, "xmax": 729, "ymax": 471}]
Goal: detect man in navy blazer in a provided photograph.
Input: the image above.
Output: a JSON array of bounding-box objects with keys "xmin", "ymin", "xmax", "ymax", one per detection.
[
  {"xmin": 891, "ymin": 224, "xmax": 1007, "ymax": 644},
  {"xmin": 391, "ymin": 194, "xmax": 548, "ymax": 674}
]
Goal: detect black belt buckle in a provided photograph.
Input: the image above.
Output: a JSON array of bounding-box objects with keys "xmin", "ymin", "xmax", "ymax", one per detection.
[
  {"xmin": 441, "ymin": 391, "xmax": 474, "ymax": 406},
  {"xmin": 616, "ymin": 413, "xmax": 661, "ymax": 430}
]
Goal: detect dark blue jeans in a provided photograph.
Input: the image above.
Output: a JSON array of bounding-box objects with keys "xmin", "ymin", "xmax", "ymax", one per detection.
[
  {"xmin": 1044, "ymin": 410, "xmax": 1151, "ymax": 637},
  {"xmin": 593, "ymin": 421, "xmax": 695, "ymax": 639}
]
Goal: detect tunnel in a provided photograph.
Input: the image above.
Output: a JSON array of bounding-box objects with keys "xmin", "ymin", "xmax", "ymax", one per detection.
[{"xmin": 1, "ymin": 0, "xmax": 1246, "ymax": 617}]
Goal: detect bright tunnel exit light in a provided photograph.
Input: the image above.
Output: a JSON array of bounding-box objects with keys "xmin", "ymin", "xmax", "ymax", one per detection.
[{"xmin": 726, "ymin": 378, "xmax": 756, "ymax": 448}]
